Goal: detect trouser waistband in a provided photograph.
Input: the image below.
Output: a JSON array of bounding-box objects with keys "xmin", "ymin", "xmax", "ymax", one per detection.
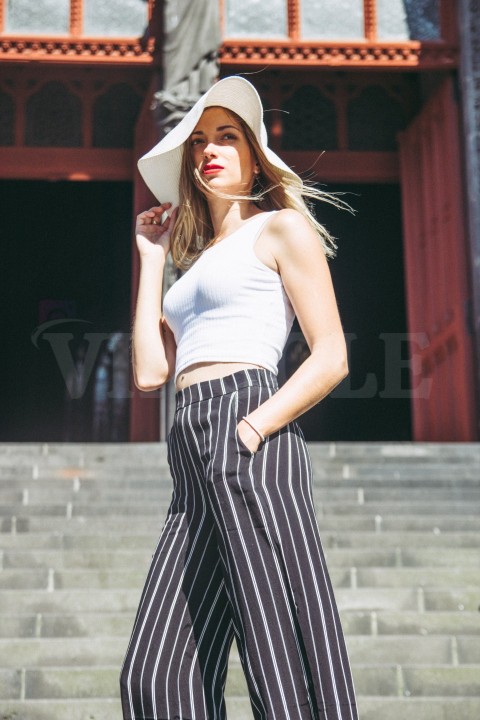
[{"xmin": 175, "ymin": 367, "xmax": 278, "ymax": 409}]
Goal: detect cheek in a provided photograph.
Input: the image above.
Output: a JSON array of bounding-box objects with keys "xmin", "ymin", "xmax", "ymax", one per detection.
[{"xmin": 192, "ymin": 148, "xmax": 203, "ymax": 166}]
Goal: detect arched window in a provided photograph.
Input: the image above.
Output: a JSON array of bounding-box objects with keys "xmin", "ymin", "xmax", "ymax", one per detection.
[
  {"xmin": 282, "ymin": 85, "xmax": 337, "ymax": 151},
  {"xmin": 0, "ymin": 91, "xmax": 15, "ymax": 146},
  {"xmin": 93, "ymin": 83, "xmax": 142, "ymax": 148},
  {"xmin": 26, "ymin": 82, "xmax": 82, "ymax": 147}
]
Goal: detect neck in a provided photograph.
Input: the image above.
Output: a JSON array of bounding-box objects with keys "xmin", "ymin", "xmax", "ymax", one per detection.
[{"xmin": 207, "ymin": 199, "xmax": 261, "ymax": 243}]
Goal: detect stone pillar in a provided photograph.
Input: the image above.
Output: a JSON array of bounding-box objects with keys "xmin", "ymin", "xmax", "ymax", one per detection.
[
  {"xmin": 155, "ymin": 0, "xmax": 221, "ymax": 440},
  {"xmin": 458, "ymin": 0, "xmax": 480, "ymax": 413}
]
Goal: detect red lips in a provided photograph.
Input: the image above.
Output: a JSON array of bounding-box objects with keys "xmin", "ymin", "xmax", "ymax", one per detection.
[{"xmin": 203, "ymin": 164, "xmax": 223, "ymax": 174}]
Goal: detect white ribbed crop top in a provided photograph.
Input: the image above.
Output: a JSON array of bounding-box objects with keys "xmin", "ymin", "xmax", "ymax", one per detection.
[{"xmin": 162, "ymin": 211, "xmax": 295, "ymax": 382}]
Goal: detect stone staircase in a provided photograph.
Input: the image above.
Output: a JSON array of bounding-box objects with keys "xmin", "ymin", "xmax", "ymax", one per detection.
[{"xmin": 0, "ymin": 441, "xmax": 479, "ymax": 720}]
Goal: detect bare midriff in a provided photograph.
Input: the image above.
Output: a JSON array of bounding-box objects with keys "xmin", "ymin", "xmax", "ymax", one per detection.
[{"xmin": 175, "ymin": 361, "xmax": 267, "ymax": 391}]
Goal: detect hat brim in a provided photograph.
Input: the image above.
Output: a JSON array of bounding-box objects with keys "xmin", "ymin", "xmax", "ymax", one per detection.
[{"xmin": 137, "ymin": 76, "xmax": 300, "ymax": 207}]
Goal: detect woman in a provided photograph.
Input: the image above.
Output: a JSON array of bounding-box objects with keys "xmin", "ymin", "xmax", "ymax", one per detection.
[{"xmin": 120, "ymin": 76, "xmax": 358, "ymax": 720}]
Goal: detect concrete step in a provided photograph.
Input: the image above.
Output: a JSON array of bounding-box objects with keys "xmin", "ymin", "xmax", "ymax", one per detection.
[
  {"xmin": 0, "ymin": 663, "xmax": 479, "ymax": 701},
  {"xmin": 312, "ymin": 465, "xmax": 480, "ymax": 481},
  {"xmin": 0, "ymin": 589, "xmax": 142, "ymax": 614},
  {"xmin": 355, "ymin": 697, "xmax": 480, "ymax": 720},
  {"xmin": 0, "ymin": 613, "xmax": 134, "ymax": 639},
  {"xmin": 0, "ymin": 663, "xmax": 244, "ymax": 700},
  {"xmin": 1, "ymin": 696, "xmax": 479, "ymax": 720},
  {"xmin": 0, "ymin": 637, "xmax": 128, "ymax": 667},
  {"xmin": 3, "ymin": 485, "xmax": 480, "ymax": 506},
  {"xmin": 3, "ymin": 545, "xmax": 478, "ymax": 571},
  {"xmin": 341, "ymin": 611, "xmax": 480, "ymax": 636},
  {"xmin": 1, "ymin": 586, "xmax": 477, "ymax": 615},
  {"xmin": 1, "ymin": 566, "xmax": 478, "ymax": 592},
  {"xmin": 2, "ymin": 501, "xmax": 479, "ymax": 519},
  {"xmin": 0, "ymin": 635, "xmax": 478, "ymax": 669},
  {"xmin": 3, "ymin": 516, "xmax": 480, "ymax": 539},
  {"xmin": 0, "ymin": 440, "xmax": 478, "ymax": 720},
  {"xmin": 1, "ymin": 608, "xmax": 477, "ymax": 640},
  {"xmin": 1, "ymin": 439, "xmax": 479, "ymax": 460}
]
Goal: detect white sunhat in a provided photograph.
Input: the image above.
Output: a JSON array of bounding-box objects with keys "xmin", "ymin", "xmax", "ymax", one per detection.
[{"xmin": 137, "ymin": 75, "xmax": 302, "ymax": 208}]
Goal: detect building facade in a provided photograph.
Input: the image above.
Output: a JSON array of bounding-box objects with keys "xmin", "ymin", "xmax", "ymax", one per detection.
[{"xmin": 0, "ymin": 0, "xmax": 478, "ymax": 442}]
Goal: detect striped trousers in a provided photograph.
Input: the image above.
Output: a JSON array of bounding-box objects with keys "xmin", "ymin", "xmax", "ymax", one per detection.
[{"xmin": 120, "ymin": 368, "xmax": 358, "ymax": 720}]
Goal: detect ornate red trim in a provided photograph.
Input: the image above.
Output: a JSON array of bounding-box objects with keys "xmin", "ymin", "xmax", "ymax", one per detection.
[
  {"xmin": 220, "ymin": 40, "xmax": 458, "ymax": 69},
  {"xmin": 287, "ymin": 0, "xmax": 299, "ymax": 41},
  {"xmin": 0, "ymin": 36, "xmax": 154, "ymax": 64},
  {"xmin": 364, "ymin": 0, "xmax": 377, "ymax": 41},
  {"xmin": 70, "ymin": 0, "xmax": 82, "ymax": 35}
]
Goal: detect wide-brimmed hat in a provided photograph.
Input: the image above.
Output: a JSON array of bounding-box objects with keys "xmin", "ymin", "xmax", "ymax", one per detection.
[{"xmin": 137, "ymin": 75, "xmax": 301, "ymax": 207}]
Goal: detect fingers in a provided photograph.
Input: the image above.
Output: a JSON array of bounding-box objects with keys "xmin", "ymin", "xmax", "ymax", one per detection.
[{"xmin": 137, "ymin": 203, "xmax": 172, "ymax": 226}]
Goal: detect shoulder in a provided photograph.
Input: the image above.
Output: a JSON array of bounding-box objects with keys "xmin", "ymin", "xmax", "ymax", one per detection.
[
  {"xmin": 266, "ymin": 208, "xmax": 326, "ymax": 262},
  {"xmin": 267, "ymin": 208, "xmax": 309, "ymax": 235}
]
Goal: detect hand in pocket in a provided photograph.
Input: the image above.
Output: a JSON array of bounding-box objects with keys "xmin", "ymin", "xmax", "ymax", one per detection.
[{"xmin": 236, "ymin": 419, "xmax": 262, "ymax": 454}]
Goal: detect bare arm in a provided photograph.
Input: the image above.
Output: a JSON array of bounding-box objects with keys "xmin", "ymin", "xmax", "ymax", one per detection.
[
  {"xmin": 237, "ymin": 208, "xmax": 348, "ymax": 450},
  {"xmin": 131, "ymin": 204, "xmax": 177, "ymax": 391}
]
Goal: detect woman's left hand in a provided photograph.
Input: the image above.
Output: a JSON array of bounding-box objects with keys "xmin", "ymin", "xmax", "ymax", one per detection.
[{"xmin": 237, "ymin": 419, "xmax": 262, "ymax": 454}]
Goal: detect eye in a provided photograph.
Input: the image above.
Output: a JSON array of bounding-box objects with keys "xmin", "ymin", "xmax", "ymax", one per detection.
[
  {"xmin": 190, "ymin": 137, "xmax": 205, "ymax": 146},
  {"xmin": 222, "ymin": 133, "xmax": 237, "ymax": 141}
]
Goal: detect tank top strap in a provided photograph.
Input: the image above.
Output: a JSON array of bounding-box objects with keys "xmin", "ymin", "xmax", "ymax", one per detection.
[{"xmin": 243, "ymin": 210, "xmax": 278, "ymax": 247}]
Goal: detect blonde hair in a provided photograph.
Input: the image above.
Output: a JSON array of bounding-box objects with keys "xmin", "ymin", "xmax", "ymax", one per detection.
[{"xmin": 170, "ymin": 108, "xmax": 347, "ymax": 270}]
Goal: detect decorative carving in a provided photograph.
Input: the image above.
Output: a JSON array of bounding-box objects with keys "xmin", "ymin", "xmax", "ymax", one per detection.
[
  {"xmin": 220, "ymin": 40, "xmax": 457, "ymax": 68},
  {"xmin": 253, "ymin": 71, "xmax": 419, "ymax": 154},
  {"xmin": 0, "ymin": 37, "xmax": 153, "ymax": 63}
]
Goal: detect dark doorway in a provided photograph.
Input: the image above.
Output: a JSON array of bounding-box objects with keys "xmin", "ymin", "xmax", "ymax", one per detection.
[
  {"xmin": 0, "ymin": 180, "xmax": 133, "ymax": 442},
  {"xmin": 281, "ymin": 183, "xmax": 412, "ymax": 441}
]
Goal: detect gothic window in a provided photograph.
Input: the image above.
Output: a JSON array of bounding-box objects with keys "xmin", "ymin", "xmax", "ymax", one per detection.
[
  {"xmin": 224, "ymin": 0, "xmax": 287, "ymax": 38},
  {"xmin": 93, "ymin": 83, "xmax": 142, "ymax": 148},
  {"xmin": 26, "ymin": 82, "xmax": 82, "ymax": 147},
  {"xmin": 83, "ymin": 0, "xmax": 148, "ymax": 36},
  {"xmin": 5, "ymin": 0, "xmax": 70, "ymax": 33},
  {"xmin": 300, "ymin": 0, "xmax": 364, "ymax": 40},
  {"xmin": 377, "ymin": 0, "xmax": 440, "ymax": 40},
  {"xmin": 347, "ymin": 85, "xmax": 406, "ymax": 151},
  {"xmin": 0, "ymin": 91, "xmax": 14, "ymax": 146},
  {"xmin": 282, "ymin": 85, "xmax": 337, "ymax": 151}
]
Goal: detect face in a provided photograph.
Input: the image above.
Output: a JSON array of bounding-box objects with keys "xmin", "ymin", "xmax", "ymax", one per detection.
[{"xmin": 189, "ymin": 107, "xmax": 257, "ymax": 197}]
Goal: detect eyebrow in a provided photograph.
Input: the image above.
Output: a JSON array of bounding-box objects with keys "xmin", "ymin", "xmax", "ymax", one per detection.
[{"xmin": 191, "ymin": 124, "xmax": 240, "ymax": 136}]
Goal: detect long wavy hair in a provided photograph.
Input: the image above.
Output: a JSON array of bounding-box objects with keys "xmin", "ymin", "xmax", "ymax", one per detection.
[{"xmin": 170, "ymin": 108, "xmax": 347, "ymax": 270}]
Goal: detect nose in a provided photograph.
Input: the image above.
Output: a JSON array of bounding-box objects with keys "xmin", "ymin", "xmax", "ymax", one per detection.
[{"xmin": 203, "ymin": 141, "xmax": 218, "ymax": 158}]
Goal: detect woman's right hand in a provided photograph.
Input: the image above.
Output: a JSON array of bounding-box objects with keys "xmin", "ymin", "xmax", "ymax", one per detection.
[{"xmin": 135, "ymin": 203, "xmax": 178, "ymax": 261}]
